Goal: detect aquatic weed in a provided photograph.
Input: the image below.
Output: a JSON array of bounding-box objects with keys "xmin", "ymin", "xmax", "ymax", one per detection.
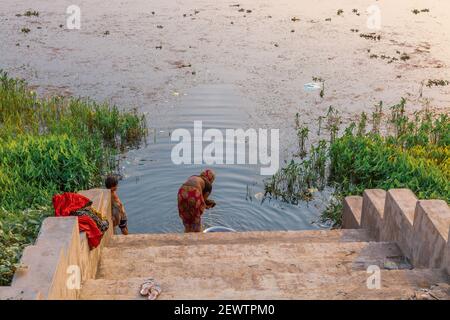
[
  {"xmin": 426, "ymin": 79, "xmax": 449, "ymax": 88},
  {"xmin": 265, "ymin": 99, "xmax": 449, "ymax": 227}
]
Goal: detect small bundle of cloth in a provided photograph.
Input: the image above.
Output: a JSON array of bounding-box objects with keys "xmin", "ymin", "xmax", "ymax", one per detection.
[
  {"xmin": 140, "ymin": 278, "xmax": 162, "ymax": 300},
  {"xmin": 53, "ymin": 192, "xmax": 109, "ymax": 249},
  {"xmin": 71, "ymin": 207, "xmax": 109, "ymax": 233}
]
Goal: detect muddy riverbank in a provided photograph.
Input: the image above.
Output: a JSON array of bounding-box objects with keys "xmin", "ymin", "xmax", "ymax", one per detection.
[{"xmin": 1, "ymin": 0, "xmax": 449, "ymax": 154}]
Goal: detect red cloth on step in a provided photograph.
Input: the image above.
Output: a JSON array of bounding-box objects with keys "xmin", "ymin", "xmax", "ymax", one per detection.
[
  {"xmin": 77, "ymin": 215, "xmax": 103, "ymax": 249},
  {"xmin": 53, "ymin": 192, "xmax": 91, "ymax": 217},
  {"xmin": 52, "ymin": 192, "xmax": 103, "ymax": 249}
]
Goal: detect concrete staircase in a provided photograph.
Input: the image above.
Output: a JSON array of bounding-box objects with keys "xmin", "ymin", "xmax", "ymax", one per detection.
[
  {"xmin": 2, "ymin": 188, "xmax": 449, "ymax": 300},
  {"xmin": 79, "ymin": 229, "xmax": 449, "ymax": 300}
]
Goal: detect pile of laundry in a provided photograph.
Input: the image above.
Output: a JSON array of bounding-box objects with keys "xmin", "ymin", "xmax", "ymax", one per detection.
[{"xmin": 52, "ymin": 192, "xmax": 109, "ymax": 249}]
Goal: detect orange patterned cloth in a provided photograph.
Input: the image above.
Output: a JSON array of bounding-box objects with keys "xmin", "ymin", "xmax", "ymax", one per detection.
[{"xmin": 177, "ymin": 185, "xmax": 206, "ymax": 228}]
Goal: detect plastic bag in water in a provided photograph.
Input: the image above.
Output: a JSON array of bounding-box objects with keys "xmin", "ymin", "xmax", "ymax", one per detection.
[
  {"xmin": 254, "ymin": 192, "xmax": 264, "ymax": 201},
  {"xmin": 303, "ymin": 82, "xmax": 322, "ymax": 91}
]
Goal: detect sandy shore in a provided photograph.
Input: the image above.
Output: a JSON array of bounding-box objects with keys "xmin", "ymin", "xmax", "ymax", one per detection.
[{"xmin": 1, "ymin": 0, "xmax": 449, "ymax": 157}]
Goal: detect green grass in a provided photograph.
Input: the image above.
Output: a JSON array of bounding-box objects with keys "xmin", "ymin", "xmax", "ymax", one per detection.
[
  {"xmin": 265, "ymin": 99, "xmax": 449, "ymax": 227},
  {"xmin": 0, "ymin": 71, "xmax": 147, "ymax": 285}
]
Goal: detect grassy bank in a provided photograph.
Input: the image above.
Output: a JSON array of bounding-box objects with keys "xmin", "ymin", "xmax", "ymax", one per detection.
[
  {"xmin": 265, "ymin": 100, "xmax": 449, "ymax": 226},
  {"xmin": 0, "ymin": 71, "xmax": 147, "ymax": 285}
]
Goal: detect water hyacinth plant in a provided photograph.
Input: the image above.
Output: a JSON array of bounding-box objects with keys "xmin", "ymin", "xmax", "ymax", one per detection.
[
  {"xmin": 0, "ymin": 71, "xmax": 147, "ymax": 285},
  {"xmin": 265, "ymin": 99, "xmax": 449, "ymax": 226}
]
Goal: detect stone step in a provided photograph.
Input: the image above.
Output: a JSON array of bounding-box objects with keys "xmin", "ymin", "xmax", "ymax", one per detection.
[
  {"xmin": 97, "ymin": 241, "xmax": 408, "ymax": 280},
  {"xmin": 107, "ymin": 229, "xmax": 374, "ymax": 249},
  {"xmin": 342, "ymin": 196, "xmax": 363, "ymax": 229},
  {"xmin": 80, "ymin": 269, "xmax": 448, "ymax": 300}
]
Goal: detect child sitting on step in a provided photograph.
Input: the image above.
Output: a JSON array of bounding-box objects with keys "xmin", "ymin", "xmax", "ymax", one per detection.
[{"xmin": 105, "ymin": 175, "xmax": 129, "ymax": 235}]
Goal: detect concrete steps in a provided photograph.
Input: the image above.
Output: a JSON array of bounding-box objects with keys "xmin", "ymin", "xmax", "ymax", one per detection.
[
  {"xmin": 107, "ymin": 229, "xmax": 374, "ymax": 248},
  {"xmin": 343, "ymin": 188, "xmax": 450, "ymax": 276},
  {"xmin": 7, "ymin": 188, "xmax": 447, "ymax": 300},
  {"xmin": 80, "ymin": 269, "xmax": 448, "ymax": 300},
  {"xmin": 97, "ymin": 241, "xmax": 407, "ymax": 280},
  {"xmin": 77, "ymin": 229, "xmax": 450, "ymax": 300}
]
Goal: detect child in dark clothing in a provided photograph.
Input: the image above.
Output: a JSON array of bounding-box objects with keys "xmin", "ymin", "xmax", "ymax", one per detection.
[{"xmin": 105, "ymin": 175, "xmax": 129, "ymax": 235}]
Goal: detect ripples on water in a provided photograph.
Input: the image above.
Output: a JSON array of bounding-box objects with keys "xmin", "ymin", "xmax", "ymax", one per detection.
[{"xmin": 118, "ymin": 84, "xmax": 331, "ymax": 233}]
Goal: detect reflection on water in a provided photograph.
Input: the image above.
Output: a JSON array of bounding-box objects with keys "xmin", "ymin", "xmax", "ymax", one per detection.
[{"xmin": 118, "ymin": 84, "xmax": 331, "ymax": 233}]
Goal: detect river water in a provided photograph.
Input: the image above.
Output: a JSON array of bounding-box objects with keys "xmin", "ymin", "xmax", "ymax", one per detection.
[
  {"xmin": 118, "ymin": 84, "xmax": 331, "ymax": 233},
  {"xmin": 1, "ymin": 0, "xmax": 449, "ymax": 232}
]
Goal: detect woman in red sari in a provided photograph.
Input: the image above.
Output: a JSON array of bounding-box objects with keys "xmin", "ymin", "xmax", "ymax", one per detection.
[{"xmin": 178, "ymin": 169, "xmax": 216, "ymax": 232}]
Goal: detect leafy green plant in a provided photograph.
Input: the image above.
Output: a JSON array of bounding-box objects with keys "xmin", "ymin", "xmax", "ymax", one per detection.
[
  {"xmin": 265, "ymin": 99, "xmax": 449, "ymax": 227},
  {"xmin": 357, "ymin": 112, "xmax": 367, "ymax": 136},
  {"xmin": 325, "ymin": 106, "xmax": 341, "ymax": 143},
  {"xmin": 0, "ymin": 71, "xmax": 147, "ymax": 285},
  {"xmin": 297, "ymin": 126, "xmax": 309, "ymax": 159},
  {"xmin": 371, "ymin": 101, "xmax": 383, "ymax": 134},
  {"xmin": 295, "ymin": 113, "xmax": 309, "ymax": 158}
]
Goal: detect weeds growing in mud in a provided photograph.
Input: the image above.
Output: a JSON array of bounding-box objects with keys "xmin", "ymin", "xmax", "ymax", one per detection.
[
  {"xmin": 264, "ymin": 140, "xmax": 328, "ymax": 204},
  {"xmin": 412, "ymin": 9, "xmax": 430, "ymax": 15},
  {"xmin": 400, "ymin": 53, "xmax": 411, "ymax": 61},
  {"xmin": 370, "ymin": 53, "xmax": 398, "ymax": 64},
  {"xmin": 356, "ymin": 112, "xmax": 368, "ymax": 136},
  {"xmin": 312, "ymin": 77, "xmax": 325, "ymax": 99},
  {"xmin": 367, "ymin": 50, "xmax": 413, "ymax": 65},
  {"xmin": 295, "ymin": 113, "xmax": 309, "ymax": 158},
  {"xmin": 16, "ymin": 10, "xmax": 39, "ymax": 17},
  {"xmin": 360, "ymin": 33, "xmax": 381, "ymax": 41},
  {"xmin": 0, "ymin": 71, "xmax": 147, "ymax": 285},
  {"xmin": 24, "ymin": 10, "xmax": 39, "ymax": 17},
  {"xmin": 265, "ymin": 99, "xmax": 449, "ymax": 227},
  {"xmin": 320, "ymin": 83, "xmax": 325, "ymax": 99},
  {"xmin": 352, "ymin": 9, "xmax": 360, "ymax": 16},
  {"xmin": 324, "ymin": 106, "xmax": 341, "ymax": 143},
  {"xmin": 426, "ymin": 79, "xmax": 449, "ymax": 88},
  {"xmin": 371, "ymin": 101, "xmax": 383, "ymax": 134}
]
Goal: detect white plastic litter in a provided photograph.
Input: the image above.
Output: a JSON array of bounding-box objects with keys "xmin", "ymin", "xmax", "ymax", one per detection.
[
  {"xmin": 254, "ymin": 192, "xmax": 264, "ymax": 201},
  {"xmin": 303, "ymin": 82, "xmax": 322, "ymax": 91}
]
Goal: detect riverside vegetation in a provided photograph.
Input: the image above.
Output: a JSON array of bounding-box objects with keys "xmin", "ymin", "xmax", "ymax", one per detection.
[
  {"xmin": 0, "ymin": 71, "xmax": 147, "ymax": 285},
  {"xmin": 265, "ymin": 99, "xmax": 449, "ymax": 226}
]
